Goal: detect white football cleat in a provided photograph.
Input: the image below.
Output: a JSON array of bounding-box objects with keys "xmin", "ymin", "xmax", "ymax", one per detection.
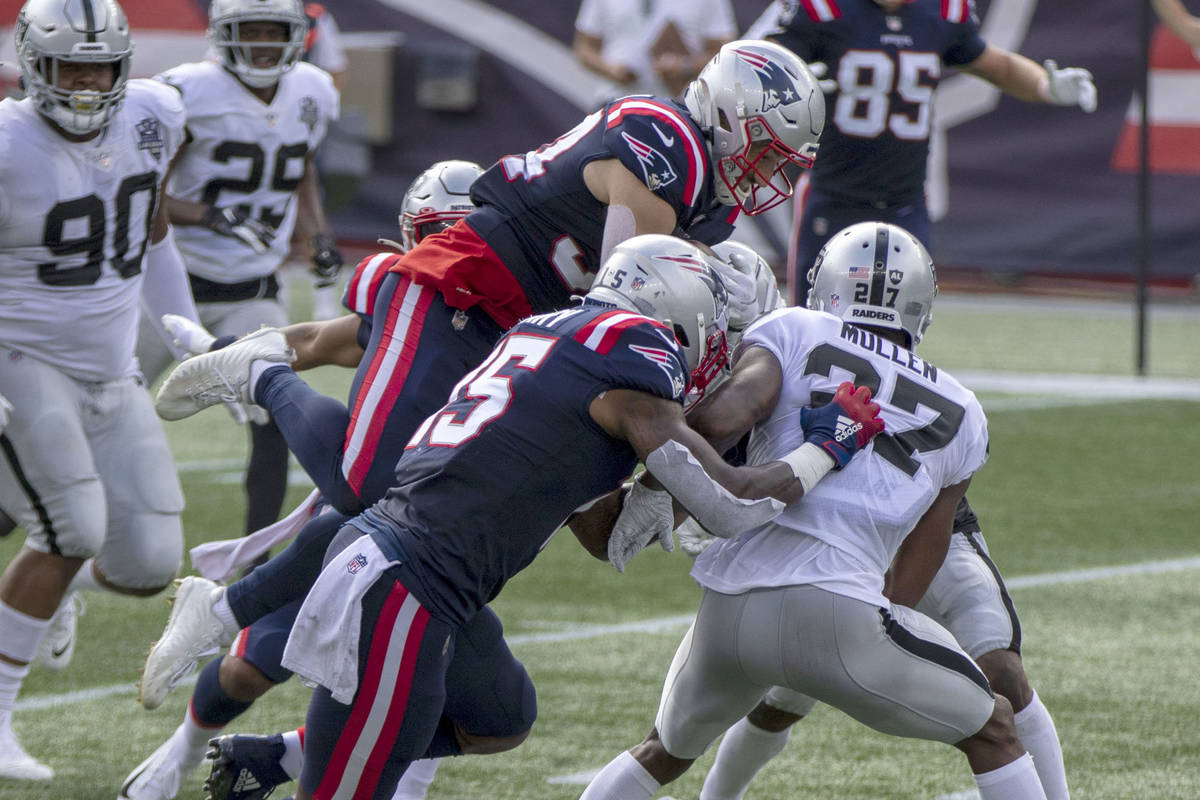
[
  {"xmin": 0, "ymin": 716, "xmax": 53, "ymax": 781},
  {"xmin": 154, "ymin": 328, "xmax": 294, "ymax": 421},
  {"xmin": 118, "ymin": 725, "xmax": 208, "ymax": 800},
  {"xmin": 139, "ymin": 577, "xmax": 238, "ymax": 710},
  {"xmin": 35, "ymin": 591, "xmax": 85, "ymax": 671}
]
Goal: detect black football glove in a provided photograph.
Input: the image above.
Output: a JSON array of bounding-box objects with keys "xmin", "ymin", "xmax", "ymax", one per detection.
[
  {"xmin": 201, "ymin": 206, "xmax": 276, "ymax": 255},
  {"xmin": 310, "ymin": 233, "xmax": 344, "ymax": 287}
]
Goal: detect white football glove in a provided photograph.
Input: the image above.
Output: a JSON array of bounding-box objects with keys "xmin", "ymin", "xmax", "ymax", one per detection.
[
  {"xmin": 807, "ymin": 61, "xmax": 839, "ymax": 94},
  {"xmin": 162, "ymin": 314, "xmax": 216, "ymax": 358},
  {"xmin": 1039, "ymin": 60, "xmax": 1097, "ymax": 113},
  {"xmin": 607, "ymin": 477, "xmax": 676, "ymax": 573},
  {"xmin": 0, "ymin": 393, "xmax": 11, "ymax": 435},
  {"xmin": 676, "ymin": 516, "xmax": 716, "ymax": 558},
  {"xmin": 708, "ymin": 255, "xmax": 761, "ymax": 332}
]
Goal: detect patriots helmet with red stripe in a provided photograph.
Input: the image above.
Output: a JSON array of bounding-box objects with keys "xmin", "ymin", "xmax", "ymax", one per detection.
[
  {"xmin": 398, "ymin": 159, "xmax": 483, "ymax": 252},
  {"xmin": 807, "ymin": 222, "xmax": 937, "ymax": 348},
  {"xmin": 209, "ymin": 0, "xmax": 307, "ymax": 89},
  {"xmin": 683, "ymin": 39, "xmax": 824, "ymax": 215},
  {"xmin": 15, "ymin": 0, "xmax": 133, "ymax": 135},
  {"xmin": 587, "ymin": 234, "xmax": 730, "ymax": 402}
]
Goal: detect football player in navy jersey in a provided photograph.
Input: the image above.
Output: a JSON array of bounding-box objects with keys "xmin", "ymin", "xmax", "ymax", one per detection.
[
  {"xmin": 765, "ymin": 0, "xmax": 1097, "ymax": 304},
  {"xmin": 170, "ymin": 235, "xmax": 882, "ymax": 800}
]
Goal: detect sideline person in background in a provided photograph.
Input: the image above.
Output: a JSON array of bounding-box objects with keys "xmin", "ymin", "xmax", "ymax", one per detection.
[
  {"xmin": 573, "ymin": 0, "xmax": 737, "ymax": 98},
  {"xmin": 761, "ymin": 0, "xmax": 1097, "ymax": 304}
]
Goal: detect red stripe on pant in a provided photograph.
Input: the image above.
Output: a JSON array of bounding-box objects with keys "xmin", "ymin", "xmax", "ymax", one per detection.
[
  {"xmin": 315, "ymin": 580, "xmax": 430, "ymax": 799},
  {"xmin": 342, "ymin": 277, "xmax": 434, "ymax": 495}
]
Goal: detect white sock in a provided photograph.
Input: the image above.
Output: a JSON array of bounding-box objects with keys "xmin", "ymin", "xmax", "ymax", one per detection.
[
  {"xmin": 0, "ymin": 660, "xmax": 31, "ymax": 712},
  {"xmin": 248, "ymin": 359, "xmax": 285, "ymax": 405},
  {"xmin": 180, "ymin": 703, "xmax": 222, "ymax": 758},
  {"xmin": 700, "ymin": 718, "xmax": 792, "ymax": 800},
  {"xmin": 974, "ymin": 753, "xmax": 1048, "ymax": 800},
  {"xmin": 1014, "ymin": 691, "xmax": 1070, "ymax": 800},
  {"xmin": 279, "ymin": 728, "xmax": 303, "ymax": 780},
  {"xmin": 578, "ymin": 750, "xmax": 660, "ymax": 800},
  {"xmin": 212, "ymin": 590, "xmax": 239, "ymax": 633},
  {"xmin": 67, "ymin": 559, "xmax": 102, "ymax": 593},
  {"xmin": 394, "ymin": 758, "xmax": 440, "ymax": 799}
]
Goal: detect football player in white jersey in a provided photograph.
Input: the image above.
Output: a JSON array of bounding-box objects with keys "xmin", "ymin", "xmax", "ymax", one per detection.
[
  {"xmin": 0, "ymin": 0, "xmax": 203, "ymax": 781},
  {"xmin": 581, "ymin": 223, "xmax": 1051, "ymax": 800},
  {"xmin": 692, "ymin": 229, "xmax": 1070, "ymax": 800},
  {"xmin": 134, "ymin": 0, "xmax": 342, "ymax": 570}
]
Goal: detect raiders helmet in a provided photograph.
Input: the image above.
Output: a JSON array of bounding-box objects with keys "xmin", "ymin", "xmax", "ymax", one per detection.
[
  {"xmin": 208, "ymin": 0, "xmax": 307, "ymax": 89},
  {"xmin": 683, "ymin": 40, "xmax": 824, "ymax": 215},
  {"xmin": 14, "ymin": 0, "xmax": 133, "ymax": 135},
  {"xmin": 807, "ymin": 222, "xmax": 937, "ymax": 347},
  {"xmin": 398, "ymin": 160, "xmax": 483, "ymax": 252},
  {"xmin": 587, "ymin": 234, "xmax": 730, "ymax": 401}
]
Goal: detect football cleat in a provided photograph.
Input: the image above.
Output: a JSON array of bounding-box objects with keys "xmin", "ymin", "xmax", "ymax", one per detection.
[
  {"xmin": 204, "ymin": 734, "xmax": 291, "ymax": 800},
  {"xmin": 0, "ymin": 717, "xmax": 53, "ymax": 781},
  {"xmin": 35, "ymin": 591, "xmax": 85, "ymax": 671},
  {"xmin": 155, "ymin": 328, "xmax": 294, "ymax": 421},
  {"xmin": 118, "ymin": 726, "xmax": 208, "ymax": 800},
  {"xmin": 139, "ymin": 577, "xmax": 238, "ymax": 710}
]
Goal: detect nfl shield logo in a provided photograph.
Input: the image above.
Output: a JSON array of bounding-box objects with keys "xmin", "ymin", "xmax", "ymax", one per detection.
[{"xmin": 347, "ymin": 553, "xmax": 368, "ymax": 574}]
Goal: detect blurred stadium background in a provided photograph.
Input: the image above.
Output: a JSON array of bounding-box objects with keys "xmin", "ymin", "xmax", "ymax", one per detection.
[{"xmin": 0, "ymin": 1, "xmax": 1198, "ymax": 799}]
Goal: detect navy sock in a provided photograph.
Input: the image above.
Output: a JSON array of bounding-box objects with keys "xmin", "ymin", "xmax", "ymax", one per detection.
[{"xmin": 191, "ymin": 658, "xmax": 254, "ymax": 727}]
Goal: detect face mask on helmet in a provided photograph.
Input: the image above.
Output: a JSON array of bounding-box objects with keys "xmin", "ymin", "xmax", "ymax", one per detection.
[
  {"xmin": 209, "ymin": 0, "xmax": 306, "ymax": 89},
  {"xmin": 806, "ymin": 222, "xmax": 937, "ymax": 348},
  {"xmin": 15, "ymin": 0, "xmax": 132, "ymax": 135},
  {"xmin": 586, "ymin": 234, "xmax": 730, "ymax": 405},
  {"xmin": 398, "ymin": 160, "xmax": 484, "ymax": 252},
  {"xmin": 683, "ymin": 40, "xmax": 825, "ymax": 216}
]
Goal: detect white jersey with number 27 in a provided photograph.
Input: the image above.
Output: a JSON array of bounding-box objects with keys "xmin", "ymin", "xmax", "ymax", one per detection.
[
  {"xmin": 0, "ymin": 80, "xmax": 186, "ymax": 382},
  {"xmin": 692, "ymin": 308, "xmax": 989, "ymax": 606}
]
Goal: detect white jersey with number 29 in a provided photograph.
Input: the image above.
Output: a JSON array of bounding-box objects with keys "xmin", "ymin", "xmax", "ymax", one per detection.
[
  {"xmin": 158, "ymin": 61, "xmax": 339, "ymax": 283},
  {"xmin": 692, "ymin": 307, "xmax": 989, "ymax": 606},
  {"xmin": 0, "ymin": 80, "xmax": 186, "ymax": 382}
]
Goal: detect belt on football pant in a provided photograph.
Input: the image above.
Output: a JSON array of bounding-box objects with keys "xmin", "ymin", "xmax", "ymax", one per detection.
[{"xmin": 188, "ymin": 273, "xmax": 280, "ymax": 303}]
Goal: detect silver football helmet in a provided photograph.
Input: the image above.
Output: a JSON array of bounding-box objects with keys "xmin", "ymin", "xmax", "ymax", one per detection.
[
  {"xmin": 208, "ymin": 0, "xmax": 306, "ymax": 89},
  {"xmin": 398, "ymin": 160, "xmax": 483, "ymax": 252},
  {"xmin": 14, "ymin": 0, "xmax": 133, "ymax": 135},
  {"xmin": 709, "ymin": 240, "xmax": 786, "ymax": 331},
  {"xmin": 683, "ymin": 39, "xmax": 824, "ymax": 215},
  {"xmin": 807, "ymin": 222, "xmax": 937, "ymax": 347},
  {"xmin": 587, "ymin": 234, "xmax": 730, "ymax": 401}
]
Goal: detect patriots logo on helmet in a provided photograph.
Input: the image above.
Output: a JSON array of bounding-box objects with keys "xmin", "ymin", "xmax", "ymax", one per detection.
[
  {"xmin": 654, "ymin": 254, "xmax": 709, "ymax": 275},
  {"xmin": 732, "ymin": 48, "xmax": 801, "ymax": 116},
  {"xmin": 621, "ymin": 132, "xmax": 678, "ymax": 192}
]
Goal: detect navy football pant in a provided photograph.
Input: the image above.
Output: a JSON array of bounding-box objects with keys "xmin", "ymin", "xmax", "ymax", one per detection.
[
  {"xmin": 300, "ymin": 570, "xmax": 536, "ymax": 800},
  {"xmin": 788, "ymin": 190, "xmax": 932, "ymax": 306}
]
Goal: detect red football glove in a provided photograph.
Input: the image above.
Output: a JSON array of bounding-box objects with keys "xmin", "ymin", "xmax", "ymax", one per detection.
[{"xmin": 799, "ymin": 382, "xmax": 885, "ymax": 469}]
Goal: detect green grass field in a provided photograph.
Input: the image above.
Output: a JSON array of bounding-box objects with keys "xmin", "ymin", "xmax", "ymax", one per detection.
[{"xmin": 1, "ymin": 290, "xmax": 1198, "ymax": 800}]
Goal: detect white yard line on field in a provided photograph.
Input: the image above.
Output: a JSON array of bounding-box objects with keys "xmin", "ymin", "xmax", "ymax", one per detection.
[{"xmin": 16, "ymin": 554, "xmax": 1200, "ymax": 714}]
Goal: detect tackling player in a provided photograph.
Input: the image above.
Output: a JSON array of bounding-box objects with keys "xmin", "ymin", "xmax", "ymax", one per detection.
[
  {"xmin": 580, "ymin": 223, "xmax": 1048, "ymax": 800},
  {"xmin": 133, "ymin": 0, "xmax": 342, "ymax": 569},
  {"xmin": 0, "ymin": 0, "xmax": 202, "ymax": 781},
  {"xmin": 765, "ymin": 0, "xmax": 1097, "ymax": 303}
]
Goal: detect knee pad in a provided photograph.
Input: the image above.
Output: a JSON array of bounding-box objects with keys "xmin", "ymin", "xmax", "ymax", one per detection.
[
  {"xmin": 95, "ymin": 511, "xmax": 183, "ymax": 590},
  {"xmin": 763, "ymin": 686, "xmax": 819, "ymax": 717}
]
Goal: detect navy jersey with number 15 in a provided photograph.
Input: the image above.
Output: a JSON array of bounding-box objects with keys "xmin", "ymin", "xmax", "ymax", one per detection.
[{"xmin": 368, "ymin": 304, "xmax": 689, "ymax": 623}]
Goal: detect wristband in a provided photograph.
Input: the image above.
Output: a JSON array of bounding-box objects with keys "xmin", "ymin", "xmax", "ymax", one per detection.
[{"xmin": 778, "ymin": 442, "xmax": 835, "ymax": 495}]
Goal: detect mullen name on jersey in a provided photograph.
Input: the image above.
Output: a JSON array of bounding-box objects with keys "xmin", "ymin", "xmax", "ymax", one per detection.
[{"xmin": 839, "ymin": 322, "xmax": 939, "ymax": 382}]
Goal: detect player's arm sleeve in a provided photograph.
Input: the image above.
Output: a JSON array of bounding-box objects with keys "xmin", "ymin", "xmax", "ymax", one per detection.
[{"xmin": 943, "ymin": 8, "xmax": 988, "ymax": 66}]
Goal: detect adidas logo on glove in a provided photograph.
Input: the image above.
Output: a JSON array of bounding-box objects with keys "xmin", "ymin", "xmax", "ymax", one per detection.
[
  {"xmin": 834, "ymin": 415, "xmax": 863, "ymax": 443},
  {"xmin": 233, "ymin": 769, "xmax": 261, "ymax": 792}
]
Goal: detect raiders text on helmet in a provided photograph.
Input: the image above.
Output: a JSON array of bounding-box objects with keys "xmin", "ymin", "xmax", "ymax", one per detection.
[
  {"xmin": 14, "ymin": 0, "xmax": 133, "ymax": 135},
  {"xmin": 807, "ymin": 222, "xmax": 937, "ymax": 347},
  {"xmin": 209, "ymin": 0, "xmax": 307, "ymax": 89},
  {"xmin": 683, "ymin": 39, "xmax": 825, "ymax": 215}
]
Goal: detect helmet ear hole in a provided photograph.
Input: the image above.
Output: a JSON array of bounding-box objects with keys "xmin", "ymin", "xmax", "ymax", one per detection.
[{"xmin": 673, "ymin": 323, "xmax": 691, "ymax": 349}]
